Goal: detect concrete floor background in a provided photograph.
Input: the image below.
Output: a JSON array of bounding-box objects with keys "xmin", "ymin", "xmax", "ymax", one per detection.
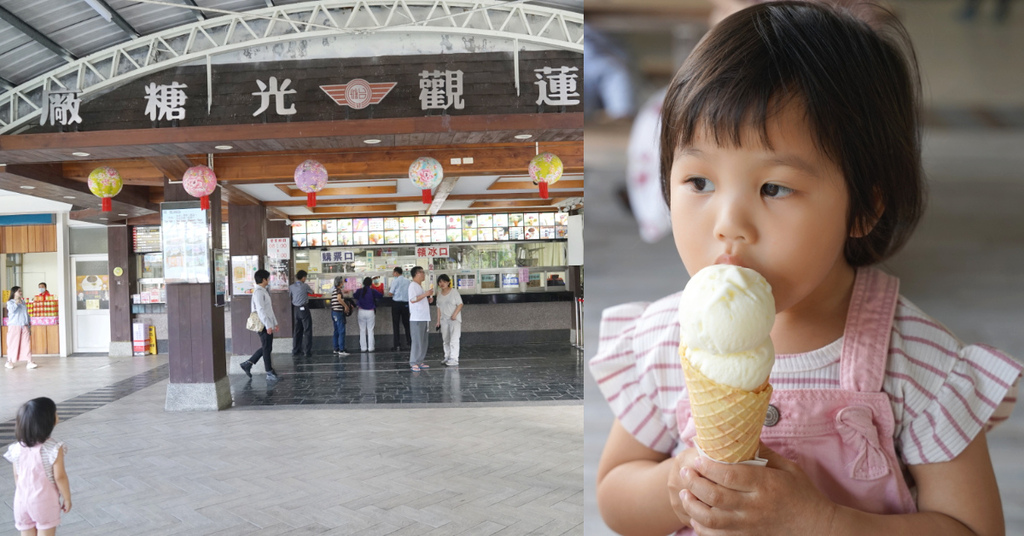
[{"xmin": 583, "ymin": 1, "xmax": 1024, "ymax": 533}]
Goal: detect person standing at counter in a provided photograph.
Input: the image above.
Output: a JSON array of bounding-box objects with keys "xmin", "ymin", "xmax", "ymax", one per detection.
[
  {"xmin": 407, "ymin": 266, "xmax": 433, "ymax": 372},
  {"xmin": 36, "ymin": 283, "xmax": 51, "ymax": 300},
  {"xmin": 387, "ymin": 267, "xmax": 411, "ymax": 352},
  {"xmin": 330, "ymin": 277, "xmax": 351, "ymax": 357},
  {"xmin": 5, "ymin": 287, "xmax": 36, "ymax": 370},
  {"xmin": 355, "ymin": 277, "xmax": 383, "ymax": 353},
  {"xmin": 434, "ymin": 274, "xmax": 464, "ymax": 366},
  {"xmin": 240, "ymin": 270, "xmax": 279, "ymax": 381},
  {"xmin": 289, "ymin": 270, "xmax": 314, "ymax": 358}
]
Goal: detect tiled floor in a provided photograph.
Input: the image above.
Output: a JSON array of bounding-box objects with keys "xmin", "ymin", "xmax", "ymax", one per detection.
[
  {"xmin": 231, "ymin": 344, "xmax": 583, "ymax": 407},
  {"xmin": 0, "ymin": 344, "xmax": 583, "ymax": 535}
]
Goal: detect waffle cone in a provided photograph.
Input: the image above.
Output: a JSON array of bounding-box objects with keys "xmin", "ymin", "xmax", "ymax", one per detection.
[{"xmin": 681, "ymin": 356, "xmax": 773, "ymax": 463}]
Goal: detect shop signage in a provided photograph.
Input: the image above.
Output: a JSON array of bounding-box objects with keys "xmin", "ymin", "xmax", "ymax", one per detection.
[
  {"xmin": 161, "ymin": 206, "xmax": 210, "ymax": 284},
  {"xmin": 320, "ymin": 250, "xmax": 356, "ymax": 263},
  {"xmin": 133, "ymin": 226, "xmax": 162, "ymax": 253},
  {"xmin": 30, "ymin": 51, "xmax": 582, "ymax": 133},
  {"xmin": 267, "ymin": 237, "xmax": 290, "ymax": 260},
  {"xmin": 415, "ymin": 246, "xmax": 449, "ymax": 258}
]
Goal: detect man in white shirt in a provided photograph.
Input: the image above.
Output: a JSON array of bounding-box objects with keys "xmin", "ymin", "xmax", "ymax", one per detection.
[
  {"xmin": 241, "ymin": 269, "xmax": 280, "ymax": 381},
  {"xmin": 406, "ymin": 266, "xmax": 433, "ymax": 371}
]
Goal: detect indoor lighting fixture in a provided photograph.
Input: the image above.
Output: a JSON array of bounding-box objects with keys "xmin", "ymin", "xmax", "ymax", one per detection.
[
  {"xmin": 99, "ymin": 217, "xmax": 108, "ymax": 221},
  {"xmin": 214, "ymin": 145, "xmax": 233, "ymax": 150},
  {"xmin": 19, "ymin": 185, "xmax": 35, "ymax": 190},
  {"xmin": 72, "ymin": 152, "xmax": 91, "ymax": 157},
  {"xmin": 118, "ymin": 213, "xmax": 128, "ymax": 217},
  {"xmin": 514, "ymin": 134, "xmax": 533, "ymax": 140},
  {"xmin": 63, "ymin": 196, "xmax": 76, "ymax": 199},
  {"xmin": 363, "ymin": 139, "xmax": 381, "ymax": 144}
]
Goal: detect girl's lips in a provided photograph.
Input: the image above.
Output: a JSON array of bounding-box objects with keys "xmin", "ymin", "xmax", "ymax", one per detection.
[{"xmin": 715, "ymin": 254, "xmax": 745, "ymax": 267}]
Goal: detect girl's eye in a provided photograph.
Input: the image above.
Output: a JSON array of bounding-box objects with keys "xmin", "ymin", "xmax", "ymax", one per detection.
[
  {"xmin": 684, "ymin": 177, "xmax": 715, "ymax": 192},
  {"xmin": 761, "ymin": 183, "xmax": 793, "ymax": 198}
]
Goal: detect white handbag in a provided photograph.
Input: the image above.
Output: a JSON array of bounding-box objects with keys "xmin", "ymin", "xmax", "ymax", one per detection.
[{"xmin": 245, "ymin": 312, "xmax": 264, "ymax": 332}]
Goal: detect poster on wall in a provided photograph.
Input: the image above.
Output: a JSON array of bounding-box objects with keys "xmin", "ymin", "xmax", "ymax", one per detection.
[
  {"xmin": 267, "ymin": 237, "xmax": 290, "ymax": 260},
  {"xmin": 214, "ymin": 249, "xmax": 227, "ymax": 306},
  {"xmin": 231, "ymin": 255, "xmax": 259, "ymax": 295},
  {"xmin": 266, "ymin": 257, "xmax": 290, "ymax": 292},
  {"xmin": 76, "ymin": 275, "xmax": 109, "ymax": 310},
  {"xmin": 161, "ymin": 205, "xmax": 210, "ymax": 284}
]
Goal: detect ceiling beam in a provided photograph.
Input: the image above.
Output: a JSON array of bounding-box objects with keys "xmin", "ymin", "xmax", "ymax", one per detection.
[
  {"xmin": 180, "ymin": 0, "xmax": 207, "ymax": 21},
  {"xmin": 146, "ymin": 155, "xmax": 195, "ymax": 182},
  {"xmin": 287, "ymin": 206, "xmax": 564, "ymax": 220},
  {"xmin": 85, "ymin": 0, "xmax": 141, "ymax": 38},
  {"xmin": 274, "ymin": 184, "xmax": 398, "ymax": 197},
  {"xmin": 310, "ymin": 204, "xmax": 397, "ymax": 214},
  {"xmin": 488, "ymin": 179, "xmax": 583, "ymax": 191},
  {"xmin": 264, "ymin": 190, "xmax": 584, "ymax": 207},
  {"xmin": 0, "ymin": 6, "xmax": 76, "ymax": 62},
  {"xmin": 0, "ymin": 76, "xmax": 12, "ymax": 90},
  {"xmin": 469, "ymin": 199, "xmax": 563, "ymax": 208},
  {"xmin": 426, "ymin": 176, "xmax": 459, "ymax": 215}
]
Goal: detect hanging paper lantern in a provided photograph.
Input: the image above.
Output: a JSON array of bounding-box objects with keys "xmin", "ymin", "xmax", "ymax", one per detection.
[
  {"xmin": 409, "ymin": 156, "xmax": 443, "ymax": 203},
  {"xmin": 87, "ymin": 167, "xmax": 123, "ymax": 212},
  {"xmin": 182, "ymin": 165, "xmax": 218, "ymax": 210},
  {"xmin": 529, "ymin": 152, "xmax": 563, "ymax": 199},
  {"xmin": 294, "ymin": 159, "xmax": 328, "ymax": 208}
]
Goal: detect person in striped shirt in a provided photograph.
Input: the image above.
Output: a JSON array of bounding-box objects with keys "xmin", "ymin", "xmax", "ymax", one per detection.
[{"xmin": 591, "ymin": 4, "xmax": 1022, "ymax": 536}]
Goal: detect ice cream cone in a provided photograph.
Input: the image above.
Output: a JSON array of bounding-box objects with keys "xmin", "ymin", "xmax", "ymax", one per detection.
[{"xmin": 681, "ymin": 356, "xmax": 773, "ymax": 463}]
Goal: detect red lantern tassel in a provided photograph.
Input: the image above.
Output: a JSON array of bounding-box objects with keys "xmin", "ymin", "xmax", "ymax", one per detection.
[
  {"xmin": 422, "ymin": 189, "xmax": 432, "ymax": 203},
  {"xmin": 200, "ymin": 195, "xmax": 210, "ymax": 210},
  {"xmin": 307, "ymin": 192, "xmax": 317, "ymax": 208},
  {"xmin": 101, "ymin": 197, "xmax": 112, "ymax": 212},
  {"xmin": 539, "ymin": 182, "xmax": 549, "ymax": 199}
]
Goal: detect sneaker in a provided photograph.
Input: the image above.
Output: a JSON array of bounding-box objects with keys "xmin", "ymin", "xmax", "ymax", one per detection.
[
  {"xmin": 266, "ymin": 371, "xmax": 279, "ymax": 381},
  {"xmin": 446, "ymin": 361, "xmax": 458, "ymax": 366},
  {"xmin": 338, "ymin": 350, "xmax": 350, "ymax": 356},
  {"xmin": 26, "ymin": 363, "xmax": 38, "ymax": 369},
  {"xmin": 239, "ymin": 361, "xmax": 253, "ymax": 378},
  {"xmin": 4, "ymin": 362, "xmax": 12, "ymax": 369}
]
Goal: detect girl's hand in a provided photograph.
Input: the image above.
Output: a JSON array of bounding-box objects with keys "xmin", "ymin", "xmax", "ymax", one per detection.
[
  {"xmin": 679, "ymin": 442, "xmax": 836, "ymax": 536},
  {"xmin": 61, "ymin": 496, "xmax": 72, "ymax": 513},
  {"xmin": 667, "ymin": 446, "xmax": 700, "ymax": 524}
]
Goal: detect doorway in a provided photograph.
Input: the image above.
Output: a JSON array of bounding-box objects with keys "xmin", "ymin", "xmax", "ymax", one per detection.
[{"xmin": 71, "ymin": 255, "xmax": 110, "ymax": 353}]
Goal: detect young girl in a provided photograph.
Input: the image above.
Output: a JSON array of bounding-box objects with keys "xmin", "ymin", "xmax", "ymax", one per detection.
[
  {"xmin": 433, "ymin": 274, "xmax": 464, "ymax": 366},
  {"xmin": 4, "ymin": 397, "xmax": 71, "ymax": 535},
  {"xmin": 590, "ymin": 3, "xmax": 1022, "ymax": 535}
]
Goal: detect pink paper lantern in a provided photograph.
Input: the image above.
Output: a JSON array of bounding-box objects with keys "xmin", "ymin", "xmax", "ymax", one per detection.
[
  {"xmin": 409, "ymin": 157, "xmax": 443, "ymax": 203},
  {"xmin": 295, "ymin": 160, "xmax": 328, "ymax": 208},
  {"xmin": 182, "ymin": 165, "xmax": 218, "ymax": 210}
]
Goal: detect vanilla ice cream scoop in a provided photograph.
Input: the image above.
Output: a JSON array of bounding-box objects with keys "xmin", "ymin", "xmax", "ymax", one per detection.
[{"xmin": 679, "ymin": 265, "xmax": 776, "ymax": 390}]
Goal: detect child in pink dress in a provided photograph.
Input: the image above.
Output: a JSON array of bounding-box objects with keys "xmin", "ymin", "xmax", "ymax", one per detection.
[
  {"xmin": 591, "ymin": 3, "xmax": 1022, "ymax": 535},
  {"xmin": 4, "ymin": 397, "xmax": 71, "ymax": 535}
]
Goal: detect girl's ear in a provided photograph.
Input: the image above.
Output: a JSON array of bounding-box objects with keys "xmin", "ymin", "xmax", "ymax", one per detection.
[{"xmin": 851, "ymin": 190, "xmax": 884, "ymax": 238}]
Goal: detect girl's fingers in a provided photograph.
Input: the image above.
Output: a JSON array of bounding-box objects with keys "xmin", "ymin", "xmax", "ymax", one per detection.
[{"xmin": 685, "ymin": 467, "xmax": 731, "ymax": 509}]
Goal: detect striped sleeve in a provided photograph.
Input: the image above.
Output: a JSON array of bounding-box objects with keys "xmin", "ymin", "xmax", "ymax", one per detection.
[
  {"xmin": 589, "ymin": 301, "xmax": 678, "ymax": 454},
  {"xmin": 888, "ymin": 303, "xmax": 1024, "ymax": 465}
]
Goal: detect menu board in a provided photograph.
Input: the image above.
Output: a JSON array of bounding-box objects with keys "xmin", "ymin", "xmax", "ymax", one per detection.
[
  {"xmin": 161, "ymin": 206, "xmax": 210, "ymax": 284},
  {"xmin": 133, "ymin": 226, "xmax": 162, "ymax": 252},
  {"xmin": 231, "ymin": 255, "xmax": 259, "ymax": 295},
  {"xmin": 289, "ymin": 212, "xmax": 571, "ymax": 247}
]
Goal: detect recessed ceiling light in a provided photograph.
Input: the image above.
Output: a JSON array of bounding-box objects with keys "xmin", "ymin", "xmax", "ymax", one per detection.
[
  {"xmin": 118, "ymin": 213, "xmax": 128, "ymax": 217},
  {"xmin": 99, "ymin": 217, "xmax": 108, "ymax": 221},
  {"xmin": 19, "ymin": 185, "xmax": 35, "ymax": 190},
  {"xmin": 72, "ymin": 152, "xmax": 90, "ymax": 157},
  {"xmin": 214, "ymin": 145, "xmax": 233, "ymax": 150},
  {"xmin": 63, "ymin": 196, "xmax": 76, "ymax": 199},
  {"xmin": 514, "ymin": 134, "xmax": 533, "ymax": 140},
  {"xmin": 363, "ymin": 139, "xmax": 381, "ymax": 144}
]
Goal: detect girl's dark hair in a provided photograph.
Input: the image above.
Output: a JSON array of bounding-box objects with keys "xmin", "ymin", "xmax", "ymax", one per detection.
[
  {"xmin": 362, "ymin": 277, "xmax": 372, "ymax": 287},
  {"xmin": 660, "ymin": 1, "xmax": 924, "ymax": 267},
  {"xmin": 10, "ymin": 286, "xmax": 20, "ymax": 296},
  {"xmin": 437, "ymin": 274, "xmax": 451, "ymax": 285},
  {"xmin": 16, "ymin": 397, "xmax": 57, "ymax": 447}
]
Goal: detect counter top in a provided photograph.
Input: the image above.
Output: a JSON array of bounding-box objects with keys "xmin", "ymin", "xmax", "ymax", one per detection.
[{"xmin": 299, "ymin": 291, "xmax": 575, "ymax": 308}]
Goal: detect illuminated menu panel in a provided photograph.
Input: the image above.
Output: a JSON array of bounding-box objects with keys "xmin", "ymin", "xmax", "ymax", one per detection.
[
  {"xmin": 290, "ymin": 213, "xmax": 569, "ymax": 247},
  {"xmin": 133, "ymin": 226, "xmax": 162, "ymax": 252}
]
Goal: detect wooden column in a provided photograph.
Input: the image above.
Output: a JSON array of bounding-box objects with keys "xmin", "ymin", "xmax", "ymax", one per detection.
[
  {"xmin": 163, "ymin": 178, "xmax": 230, "ymax": 410},
  {"xmin": 107, "ymin": 225, "xmax": 135, "ymax": 356},
  {"xmin": 227, "ymin": 203, "xmax": 267, "ymax": 355}
]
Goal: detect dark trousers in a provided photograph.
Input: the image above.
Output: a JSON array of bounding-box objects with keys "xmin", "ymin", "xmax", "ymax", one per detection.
[
  {"xmin": 391, "ymin": 301, "xmax": 411, "ymax": 348},
  {"xmin": 248, "ymin": 328, "xmax": 274, "ymax": 373},
  {"xmin": 292, "ymin": 306, "xmax": 313, "ymax": 355}
]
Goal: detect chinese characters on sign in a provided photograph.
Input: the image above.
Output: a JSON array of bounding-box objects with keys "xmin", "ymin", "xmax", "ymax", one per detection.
[
  {"xmin": 252, "ymin": 76, "xmax": 297, "ymax": 116},
  {"xmin": 40, "ymin": 90, "xmax": 82, "ymax": 126},
  {"xmin": 415, "ymin": 246, "xmax": 450, "ymax": 258},
  {"xmin": 535, "ymin": 66, "xmax": 580, "ymax": 106},
  {"xmin": 321, "ymin": 251, "xmax": 356, "ymax": 263},
  {"xmin": 419, "ymin": 70, "xmax": 465, "ymax": 110},
  {"xmin": 144, "ymin": 82, "xmax": 188, "ymax": 121}
]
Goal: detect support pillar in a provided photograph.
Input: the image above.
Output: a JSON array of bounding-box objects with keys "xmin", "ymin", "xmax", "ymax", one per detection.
[
  {"xmin": 163, "ymin": 180, "xmax": 230, "ymax": 410},
  {"xmin": 107, "ymin": 225, "xmax": 135, "ymax": 357}
]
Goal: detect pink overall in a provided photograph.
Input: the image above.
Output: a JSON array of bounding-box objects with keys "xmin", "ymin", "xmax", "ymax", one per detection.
[
  {"xmin": 13, "ymin": 444, "xmax": 61, "ymax": 531},
  {"xmin": 676, "ymin": 268, "xmax": 916, "ymax": 534}
]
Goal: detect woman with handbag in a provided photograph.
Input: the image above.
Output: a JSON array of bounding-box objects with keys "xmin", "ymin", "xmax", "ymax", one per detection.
[
  {"xmin": 240, "ymin": 270, "xmax": 279, "ymax": 381},
  {"xmin": 330, "ymin": 277, "xmax": 351, "ymax": 356},
  {"xmin": 354, "ymin": 277, "xmax": 383, "ymax": 352}
]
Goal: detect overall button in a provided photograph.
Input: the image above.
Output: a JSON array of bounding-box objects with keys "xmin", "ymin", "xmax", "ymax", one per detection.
[{"xmin": 764, "ymin": 404, "xmax": 780, "ymax": 427}]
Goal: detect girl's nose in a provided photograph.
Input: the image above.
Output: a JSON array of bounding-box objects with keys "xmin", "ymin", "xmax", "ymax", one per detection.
[{"xmin": 713, "ymin": 196, "xmax": 757, "ymax": 244}]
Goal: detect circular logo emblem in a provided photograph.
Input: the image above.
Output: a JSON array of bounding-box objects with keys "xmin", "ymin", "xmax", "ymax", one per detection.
[
  {"xmin": 345, "ymin": 79, "xmax": 372, "ymax": 109},
  {"xmin": 113, "ymin": 267, "xmax": 124, "ymax": 277}
]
